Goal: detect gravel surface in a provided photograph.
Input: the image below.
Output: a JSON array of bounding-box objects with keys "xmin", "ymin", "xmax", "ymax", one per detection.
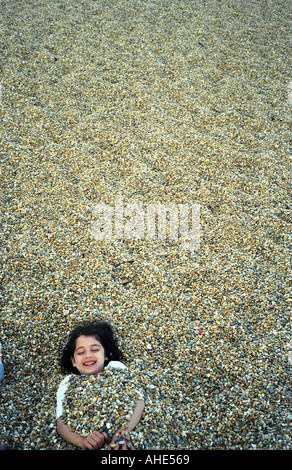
[{"xmin": 0, "ymin": 0, "xmax": 291, "ymax": 450}]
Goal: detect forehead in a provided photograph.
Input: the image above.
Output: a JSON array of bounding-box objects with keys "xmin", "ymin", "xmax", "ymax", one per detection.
[{"xmin": 74, "ymin": 335, "xmax": 103, "ymax": 350}]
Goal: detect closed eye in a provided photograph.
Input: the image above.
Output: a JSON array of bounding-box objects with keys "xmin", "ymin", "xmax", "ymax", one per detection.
[{"xmin": 77, "ymin": 348, "xmax": 100, "ymax": 355}]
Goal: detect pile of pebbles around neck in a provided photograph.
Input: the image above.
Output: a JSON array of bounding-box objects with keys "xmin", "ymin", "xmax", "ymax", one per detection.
[
  {"xmin": 61, "ymin": 368, "xmax": 144, "ymax": 445},
  {"xmin": 0, "ymin": 0, "xmax": 291, "ymax": 450}
]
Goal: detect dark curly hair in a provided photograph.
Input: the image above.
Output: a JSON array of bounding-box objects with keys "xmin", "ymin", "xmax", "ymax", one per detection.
[{"xmin": 60, "ymin": 320, "xmax": 123, "ymax": 374}]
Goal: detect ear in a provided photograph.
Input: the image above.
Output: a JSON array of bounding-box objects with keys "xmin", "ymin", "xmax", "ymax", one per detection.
[{"xmin": 71, "ymin": 356, "xmax": 76, "ymax": 368}]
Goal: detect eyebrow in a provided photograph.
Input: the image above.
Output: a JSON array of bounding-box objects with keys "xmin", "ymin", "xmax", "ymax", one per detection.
[{"xmin": 75, "ymin": 343, "xmax": 101, "ymax": 351}]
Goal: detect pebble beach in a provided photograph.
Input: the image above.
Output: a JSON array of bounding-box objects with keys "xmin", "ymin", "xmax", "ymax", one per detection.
[{"xmin": 0, "ymin": 0, "xmax": 291, "ymax": 451}]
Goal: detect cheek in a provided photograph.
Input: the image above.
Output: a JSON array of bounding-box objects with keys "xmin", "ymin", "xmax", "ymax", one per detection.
[{"xmin": 99, "ymin": 351, "xmax": 107, "ymax": 362}]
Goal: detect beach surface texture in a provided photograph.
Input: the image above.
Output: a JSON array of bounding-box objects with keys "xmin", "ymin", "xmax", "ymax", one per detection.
[{"xmin": 0, "ymin": 0, "xmax": 291, "ymax": 450}]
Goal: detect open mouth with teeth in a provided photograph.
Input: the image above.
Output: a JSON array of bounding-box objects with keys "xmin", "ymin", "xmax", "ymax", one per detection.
[{"xmin": 83, "ymin": 361, "xmax": 96, "ymax": 367}]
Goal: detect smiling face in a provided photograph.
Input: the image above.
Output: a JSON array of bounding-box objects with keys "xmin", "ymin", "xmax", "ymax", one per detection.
[{"xmin": 71, "ymin": 335, "xmax": 107, "ymax": 375}]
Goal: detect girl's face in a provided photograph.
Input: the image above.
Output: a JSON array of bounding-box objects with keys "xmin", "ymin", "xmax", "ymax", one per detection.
[{"xmin": 71, "ymin": 335, "xmax": 107, "ymax": 375}]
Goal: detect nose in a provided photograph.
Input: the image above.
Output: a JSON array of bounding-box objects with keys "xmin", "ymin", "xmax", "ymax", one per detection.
[{"xmin": 84, "ymin": 349, "xmax": 93, "ymax": 359}]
